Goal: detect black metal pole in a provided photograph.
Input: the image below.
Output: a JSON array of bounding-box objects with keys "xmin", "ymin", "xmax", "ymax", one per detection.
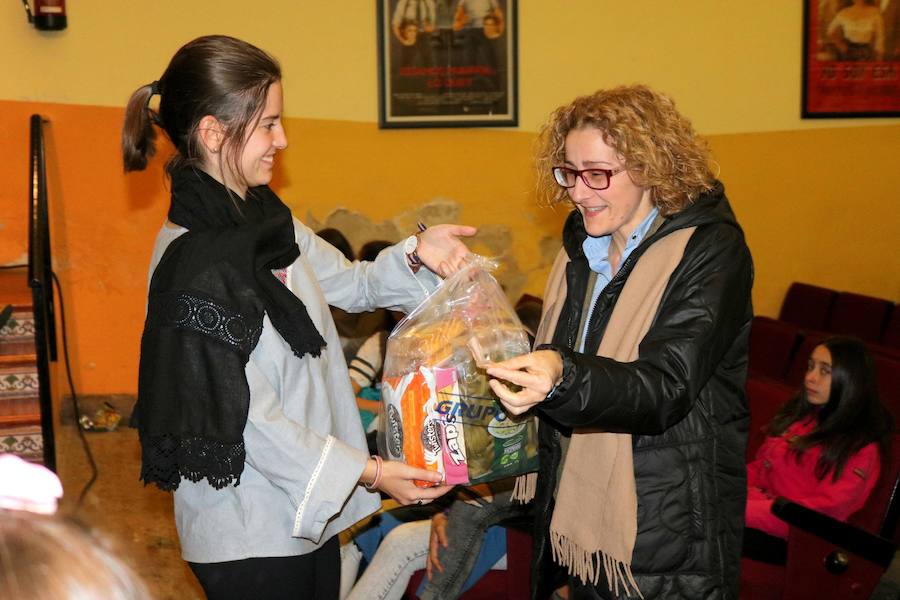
[{"xmin": 28, "ymin": 114, "xmax": 57, "ymax": 471}]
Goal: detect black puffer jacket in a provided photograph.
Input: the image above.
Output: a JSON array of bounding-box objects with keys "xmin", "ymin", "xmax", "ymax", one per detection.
[{"xmin": 531, "ymin": 183, "xmax": 754, "ymax": 599}]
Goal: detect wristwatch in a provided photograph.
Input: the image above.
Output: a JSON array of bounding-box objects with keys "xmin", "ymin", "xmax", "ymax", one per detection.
[{"xmin": 404, "ymin": 234, "xmax": 423, "ymax": 273}]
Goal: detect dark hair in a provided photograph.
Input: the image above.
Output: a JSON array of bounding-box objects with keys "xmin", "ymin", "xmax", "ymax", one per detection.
[
  {"xmin": 767, "ymin": 336, "xmax": 893, "ymax": 481},
  {"xmin": 514, "ymin": 294, "xmax": 543, "ymax": 338},
  {"xmin": 317, "ymin": 228, "xmax": 354, "ymax": 261},
  {"xmin": 359, "ymin": 240, "xmax": 392, "ymax": 263},
  {"xmin": 122, "ymin": 35, "xmax": 281, "ymax": 182}
]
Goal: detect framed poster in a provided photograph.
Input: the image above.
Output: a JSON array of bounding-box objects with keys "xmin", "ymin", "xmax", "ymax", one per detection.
[
  {"xmin": 377, "ymin": 0, "xmax": 518, "ymax": 128},
  {"xmin": 802, "ymin": 0, "xmax": 900, "ymax": 118}
]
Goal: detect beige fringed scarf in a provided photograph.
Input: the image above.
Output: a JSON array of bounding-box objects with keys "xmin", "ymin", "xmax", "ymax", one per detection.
[{"xmin": 514, "ymin": 226, "xmax": 696, "ymax": 598}]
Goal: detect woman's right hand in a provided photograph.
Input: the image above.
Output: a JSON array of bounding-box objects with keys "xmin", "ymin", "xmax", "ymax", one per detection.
[
  {"xmin": 486, "ymin": 349, "xmax": 563, "ymax": 416},
  {"xmin": 426, "ymin": 511, "xmax": 449, "ymax": 580},
  {"xmin": 416, "ymin": 224, "xmax": 477, "ymax": 277},
  {"xmin": 360, "ymin": 458, "xmax": 452, "ymax": 506}
]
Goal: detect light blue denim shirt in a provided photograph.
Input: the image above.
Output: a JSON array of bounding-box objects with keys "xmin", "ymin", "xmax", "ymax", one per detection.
[
  {"xmin": 578, "ymin": 207, "xmax": 659, "ymax": 352},
  {"xmin": 147, "ymin": 219, "xmax": 439, "ymax": 563}
]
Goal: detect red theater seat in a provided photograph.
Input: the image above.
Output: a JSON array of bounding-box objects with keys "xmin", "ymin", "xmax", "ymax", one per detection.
[
  {"xmin": 745, "ymin": 376, "xmax": 795, "ymax": 460},
  {"xmin": 882, "ymin": 306, "xmax": 900, "ymax": 350},
  {"xmin": 748, "ymin": 316, "xmax": 801, "ymax": 380},
  {"xmin": 740, "ymin": 433, "xmax": 900, "ymax": 600},
  {"xmin": 825, "ymin": 292, "xmax": 893, "ymax": 344},
  {"xmin": 778, "ymin": 283, "xmax": 838, "ymax": 331},
  {"xmin": 872, "ymin": 353, "xmax": 900, "ymax": 424}
]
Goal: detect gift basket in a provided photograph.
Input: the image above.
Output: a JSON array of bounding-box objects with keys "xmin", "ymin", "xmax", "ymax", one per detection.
[{"xmin": 378, "ymin": 256, "xmax": 538, "ymax": 487}]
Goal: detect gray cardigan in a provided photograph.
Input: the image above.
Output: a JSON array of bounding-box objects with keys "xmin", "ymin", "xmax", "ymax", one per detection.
[{"xmin": 147, "ymin": 217, "xmax": 439, "ymax": 562}]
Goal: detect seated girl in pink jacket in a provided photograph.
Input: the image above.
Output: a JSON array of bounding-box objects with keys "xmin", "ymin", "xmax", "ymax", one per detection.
[{"xmin": 746, "ymin": 336, "xmax": 893, "ymax": 539}]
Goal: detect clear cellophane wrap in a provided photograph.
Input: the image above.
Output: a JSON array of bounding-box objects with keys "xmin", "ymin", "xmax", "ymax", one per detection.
[{"xmin": 378, "ymin": 256, "xmax": 538, "ymax": 487}]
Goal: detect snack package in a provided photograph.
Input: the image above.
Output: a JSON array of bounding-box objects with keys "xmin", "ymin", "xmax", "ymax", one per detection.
[{"xmin": 379, "ymin": 256, "xmax": 538, "ymax": 487}]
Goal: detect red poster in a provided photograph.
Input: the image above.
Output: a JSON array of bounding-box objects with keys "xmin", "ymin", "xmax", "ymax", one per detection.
[{"xmin": 803, "ymin": 0, "xmax": 900, "ymax": 118}]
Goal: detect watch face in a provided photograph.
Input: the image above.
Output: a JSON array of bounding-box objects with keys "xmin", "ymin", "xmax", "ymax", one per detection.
[{"xmin": 404, "ymin": 235, "xmax": 418, "ymax": 253}]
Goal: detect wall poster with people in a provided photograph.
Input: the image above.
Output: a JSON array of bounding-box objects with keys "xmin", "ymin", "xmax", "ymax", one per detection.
[
  {"xmin": 377, "ymin": 0, "xmax": 518, "ymax": 128},
  {"xmin": 803, "ymin": 0, "xmax": 900, "ymax": 117}
]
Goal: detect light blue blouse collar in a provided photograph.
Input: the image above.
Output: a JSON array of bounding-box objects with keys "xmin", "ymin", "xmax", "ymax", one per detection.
[{"xmin": 582, "ymin": 207, "xmax": 660, "ymax": 273}]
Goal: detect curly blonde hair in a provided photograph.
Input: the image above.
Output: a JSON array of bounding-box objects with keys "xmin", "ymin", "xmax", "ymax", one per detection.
[{"xmin": 534, "ymin": 85, "xmax": 715, "ymax": 215}]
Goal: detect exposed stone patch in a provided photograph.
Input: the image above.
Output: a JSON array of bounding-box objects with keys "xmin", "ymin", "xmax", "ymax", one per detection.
[
  {"xmin": 304, "ymin": 200, "xmax": 533, "ymax": 302},
  {"xmin": 305, "ymin": 208, "xmax": 401, "ymax": 251}
]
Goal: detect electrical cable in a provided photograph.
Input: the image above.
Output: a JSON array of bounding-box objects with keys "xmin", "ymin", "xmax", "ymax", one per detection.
[
  {"xmin": 20, "ymin": 0, "xmax": 33, "ymax": 23},
  {"xmin": 50, "ymin": 270, "xmax": 98, "ymax": 510}
]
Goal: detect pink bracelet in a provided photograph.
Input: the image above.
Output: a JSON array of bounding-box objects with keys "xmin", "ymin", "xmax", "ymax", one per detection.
[
  {"xmin": 365, "ymin": 455, "xmax": 383, "ymax": 490},
  {"xmin": 370, "ymin": 455, "xmax": 383, "ymax": 489}
]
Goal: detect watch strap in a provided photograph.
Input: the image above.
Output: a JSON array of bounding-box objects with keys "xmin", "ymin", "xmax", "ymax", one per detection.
[{"xmin": 406, "ymin": 234, "xmax": 423, "ymax": 272}]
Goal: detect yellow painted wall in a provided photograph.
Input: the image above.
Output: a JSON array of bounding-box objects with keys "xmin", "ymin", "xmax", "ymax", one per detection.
[
  {"xmin": 1, "ymin": 2, "xmax": 898, "ymax": 395},
  {"xmin": 2, "ymin": 1, "xmax": 898, "ymax": 134},
  {"xmin": 709, "ymin": 125, "xmax": 900, "ymax": 315}
]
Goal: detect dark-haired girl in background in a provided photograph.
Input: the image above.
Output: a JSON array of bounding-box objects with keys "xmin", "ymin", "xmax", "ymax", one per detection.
[{"xmin": 745, "ymin": 336, "xmax": 893, "ymax": 540}]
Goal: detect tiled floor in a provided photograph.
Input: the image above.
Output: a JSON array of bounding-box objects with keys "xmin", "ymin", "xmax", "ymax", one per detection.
[{"xmin": 56, "ymin": 418, "xmax": 204, "ymax": 599}]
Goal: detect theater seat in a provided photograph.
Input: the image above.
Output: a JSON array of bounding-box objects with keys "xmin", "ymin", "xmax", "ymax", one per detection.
[
  {"xmin": 748, "ymin": 316, "xmax": 801, "ymax": 381},
  {"xmin": 745, "ymin": 376, "xmax": 795, "ymax": 460},
  {"xmin": 778, "ymin": 283, "xmax": 838, "ymax": 332},
  {"xmin": 882, "ymin": 306, "xmax": 900, "ymax": 350},
  {"xmin": 871, "ymin": 353, "xmax": 900, "ymax": 424},
  {"xmin": 825, "ymin": 292, "xmax": 894, "ymax": 344},
  {"xmin": 740, "ymin": 433, "xmax": 900, "ymax": 600}
]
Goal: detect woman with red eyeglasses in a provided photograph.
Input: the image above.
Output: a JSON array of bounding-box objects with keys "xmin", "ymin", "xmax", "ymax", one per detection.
[{"xmin": 485, "ymin": 85, "xmax": 753, "ymax": 599}]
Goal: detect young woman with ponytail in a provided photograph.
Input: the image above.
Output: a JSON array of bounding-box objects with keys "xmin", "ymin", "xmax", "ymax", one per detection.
[{"xmin": 122, "ymin": 35, "xmax": 470, "ymax": 600}]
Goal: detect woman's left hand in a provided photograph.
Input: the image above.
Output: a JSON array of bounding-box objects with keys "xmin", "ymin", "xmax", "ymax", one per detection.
[
  {"xmin": 375, "ymin": 460, "xmax": 454, "ymax": 506},
  {"xmin": 416, "ymin": 224, "xmax": 477, "ymax": 277},
  {"xmin": 486, "ymin": 350, "xmax": 563, "ymax": 416}
]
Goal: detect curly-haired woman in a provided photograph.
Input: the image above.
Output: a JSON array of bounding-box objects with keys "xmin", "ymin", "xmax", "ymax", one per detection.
[{"xmin": 486, "ymin": 85, "xmax": 754, "ymax": 599}]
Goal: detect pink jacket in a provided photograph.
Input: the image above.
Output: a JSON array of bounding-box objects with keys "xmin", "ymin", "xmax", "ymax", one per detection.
[{"xmin": 746, "ymin": 417, "xmax": 880, "ymax": 538}]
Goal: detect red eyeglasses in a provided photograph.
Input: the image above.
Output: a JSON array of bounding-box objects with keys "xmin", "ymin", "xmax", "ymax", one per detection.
[{"xmin": 552, "ymin": 166, "xmax": 625, "ymax": 191}]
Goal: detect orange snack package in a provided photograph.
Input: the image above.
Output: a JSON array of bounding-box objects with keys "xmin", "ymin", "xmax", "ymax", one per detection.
[{"xmin": 378, "ymin": 257, "xmax": 538, "ymax": 486}]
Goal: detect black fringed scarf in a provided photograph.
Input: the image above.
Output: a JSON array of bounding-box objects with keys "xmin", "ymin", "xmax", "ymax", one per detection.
[{"xmin": 135, "ymin": 166, "xmax": 326, "ymax": 491}]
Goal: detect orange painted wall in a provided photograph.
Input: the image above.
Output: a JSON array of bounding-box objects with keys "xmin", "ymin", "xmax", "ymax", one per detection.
[
  {"xmin": 1, "ymin": 100, "xmax": 169, "ymax": 395},
  {"xmin": 2, "ymin": 100, "xmax": 898, "ymax": 396},
  {"xmin": 0, "ymin": 99, "xmax": 565, "ymax": 395},
  {"xmin": 709, "ymin": 126, "xmax": 900, "ymax": 317},
  {"xmin": 3, "ymin": 1, "xmax": 899, "ymax": 399}
]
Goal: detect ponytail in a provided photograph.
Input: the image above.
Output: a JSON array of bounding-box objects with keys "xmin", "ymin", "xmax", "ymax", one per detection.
[
  {"xmin": 121, "ymin": 83, "xmax": 158, "ymax": 172},
  {"xmin": 122, "ymin": 36, "xmax": 281, "ymax": 177}
]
